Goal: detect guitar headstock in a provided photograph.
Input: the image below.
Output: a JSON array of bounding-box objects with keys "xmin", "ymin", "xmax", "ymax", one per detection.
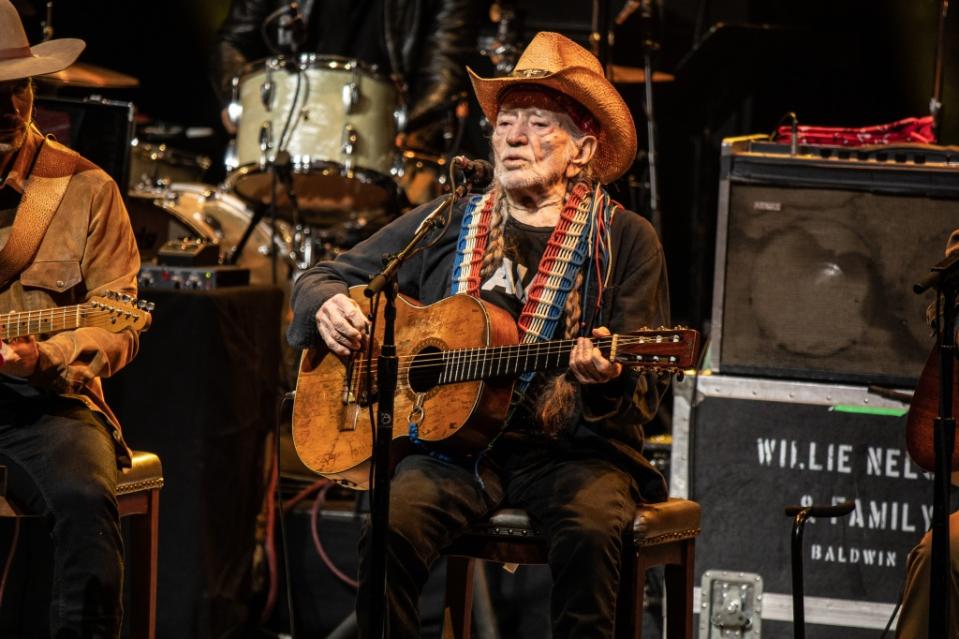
[
  {"xmin": 613, "ymin": 327, "xmax": 701, "ymax": 374},
  {"xmin": 89, "ymin": 291, "xmax": 154, "ymax": 333}
]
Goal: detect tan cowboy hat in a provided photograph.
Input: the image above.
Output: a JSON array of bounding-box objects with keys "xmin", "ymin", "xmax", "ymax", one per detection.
[
  {"xmin": 468, "ymin": 32, "xmax": 637, "ymax": 184},
  {"xmin": 0, "ymin": 0, "xmax": 84, "ymax": 82}
]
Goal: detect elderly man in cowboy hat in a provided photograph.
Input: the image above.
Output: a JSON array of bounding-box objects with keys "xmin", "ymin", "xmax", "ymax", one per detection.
[
  {"xmin": 290, "ymin": 31, "xmax": 670, "ymax": 637},
  {"xmin": 0, "ymin": 1, "xmax": 143, "ymax": 636}
]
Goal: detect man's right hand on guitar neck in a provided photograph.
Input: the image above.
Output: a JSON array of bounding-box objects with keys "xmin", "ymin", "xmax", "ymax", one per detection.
[{"xmin": 316, "ymin": 293, "xmax": 371, "ymax": 356}]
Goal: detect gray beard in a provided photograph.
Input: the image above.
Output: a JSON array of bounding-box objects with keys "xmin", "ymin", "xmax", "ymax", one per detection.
[{"xmin": 494, "ymin": 163, "xmax": 567, "ymax": 193}]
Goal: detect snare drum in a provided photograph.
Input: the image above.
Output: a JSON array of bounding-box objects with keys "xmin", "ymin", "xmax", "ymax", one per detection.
[
  {"xmin": 125, "ymin": 182, "xmax": 293, "ymax": 287},
  {"xmin": 226, "ymin": 55, "xmax": 400, "ymax": 224}
]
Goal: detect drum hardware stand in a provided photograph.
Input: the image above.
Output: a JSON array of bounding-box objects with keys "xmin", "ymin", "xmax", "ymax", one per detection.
[
  {"xmin": 226, "ymin": 150, "xmax": 300, "ymax": 283},
  {"xmin": 783, "ymin": 501, "xmax": 854, "ymax": 639},
  {"xmin": 230, "ymin": 6, "xmax": 306, "ymax": 278},
  {"xmin": 930, "ymin": 0, "xmax": 950, "ymax": 136},
  {"xmin": 914, "ymin": 253, "xmax": 959, "ymax": 639},
  {"xmin": 481, "ymin": 2, "xmax": 522, "ymax": 75},
  {"xmin": 615, "ymin": 0, "xmax": 664, "ymax": 235},
  {"xmin": 363, "ymin": 166, "xmax": 488, "ymax": 639},
  {"xmin": 590, "ymin": 0, "xmax": 612, "ymax": 70}
]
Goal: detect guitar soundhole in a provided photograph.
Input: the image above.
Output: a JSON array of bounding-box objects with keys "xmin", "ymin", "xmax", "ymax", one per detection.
[{"xmin": 408, "ymin": 346, "xmax": 444, "ymax": 393}]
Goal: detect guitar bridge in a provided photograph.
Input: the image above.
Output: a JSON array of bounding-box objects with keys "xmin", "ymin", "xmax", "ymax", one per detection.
[{"xmin": 342, "ymin": 354, "xmax": 378, "ymax": 406}]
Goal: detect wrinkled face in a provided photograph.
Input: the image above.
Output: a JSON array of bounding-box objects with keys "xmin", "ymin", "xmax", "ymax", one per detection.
[
  {"xmin": 491, "ymin": 88, "xmax": 590, "ymax": 195},
  {"xmin": 0, "ymin": 78, "xmax": 33, "ymax": 155}
]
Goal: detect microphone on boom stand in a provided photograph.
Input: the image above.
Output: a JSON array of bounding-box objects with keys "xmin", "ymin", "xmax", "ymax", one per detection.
[{"xmin": 451, "ymin": 155, "xmax": 495, "ymax": 188}]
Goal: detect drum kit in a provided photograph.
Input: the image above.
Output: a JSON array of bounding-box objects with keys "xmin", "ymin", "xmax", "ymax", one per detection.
[{"xmin": 40, "ymin": 50, "xmax": 453, "ymax": 293}]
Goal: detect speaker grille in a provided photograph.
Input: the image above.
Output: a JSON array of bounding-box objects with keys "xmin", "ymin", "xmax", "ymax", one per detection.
[{"xmin": 715, "ymin": 144, "xmax": 959, "ymax": 386}]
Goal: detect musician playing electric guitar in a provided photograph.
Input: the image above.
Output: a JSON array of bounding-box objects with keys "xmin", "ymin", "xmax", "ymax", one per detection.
[
  {"xmin": 0, "ymin": 3, "xmax": 148, "ymax": 636},
  {"xmin": 289, "ymin": 33, "xmax": 673, "ymax": 638}
]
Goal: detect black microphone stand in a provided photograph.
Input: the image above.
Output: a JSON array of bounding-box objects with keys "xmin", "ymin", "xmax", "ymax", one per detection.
[
  {"xmin": 914, "ymin": 252, "xmax": 959, "ymax": 639},
  {"xmin": 638, "ymin": 0, "xmax": 663, "ymax": 235},
  {"xmin": 929, "ymin": 0, "xmax": 950, "ymax": 136},
  {"xmin": 364, "ymin": 174, "xmax": 480, "ymax": 639}
]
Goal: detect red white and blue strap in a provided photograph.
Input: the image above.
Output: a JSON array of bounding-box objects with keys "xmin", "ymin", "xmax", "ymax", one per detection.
[
  {"xmin": 515, "ymin": 181, "xmax": 593, "ymax": 345},
  {"xmin": 449, "ymin": 193, "xmax": 496, "ymax": 295}
]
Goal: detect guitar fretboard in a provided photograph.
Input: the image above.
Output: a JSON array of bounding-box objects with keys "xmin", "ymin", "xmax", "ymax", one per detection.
[
  {"xmin": 0, "ymin": 305, "xmax": 91, "ymax": 340},
  {"xmin": 437, "ymin": 338, "xmax": 609, "ymax": 384}
]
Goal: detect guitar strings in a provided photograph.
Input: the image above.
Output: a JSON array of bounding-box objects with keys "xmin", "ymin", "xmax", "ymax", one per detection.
[
  {"xmin": 321, "ymin": 334, "xmax": 687, "ymax": 387},
  {"xmin": 0, "ymin": 308, "xmax": 142, "ymax": 339},
  {"xmin": 353, "ymin": 335, "xmax": 680, "ymax": 367}
]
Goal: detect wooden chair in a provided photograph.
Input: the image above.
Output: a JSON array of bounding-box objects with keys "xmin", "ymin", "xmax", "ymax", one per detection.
[
  {"xmin": 0, "ymin": 450, "xmax": 163, "ymax": 639},
  {"xmin": 441, "ymin": 497, "xmax": 701, "ymax": 639}
]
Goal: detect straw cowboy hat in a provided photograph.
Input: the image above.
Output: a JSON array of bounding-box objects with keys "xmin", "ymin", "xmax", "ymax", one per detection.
[
  {"xmin": 468, "ymin": 31, "xmax": 637, "ymax": 184},
  {"xmin": 0, "ymin": 0, "xmax": 84, "ymax": 82}
]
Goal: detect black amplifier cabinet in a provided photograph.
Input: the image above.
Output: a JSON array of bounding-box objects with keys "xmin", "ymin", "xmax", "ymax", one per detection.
[
  {"xmin": 670, "ymin": 373, "xmax": 948, "ymax": 638},
  {"xmin": 34, "ymin": 95, "xmax": 135, "ymax": 194},
  {"xmin": 712, "ymin": 137, "xmax": 959, "ymax": 386}
]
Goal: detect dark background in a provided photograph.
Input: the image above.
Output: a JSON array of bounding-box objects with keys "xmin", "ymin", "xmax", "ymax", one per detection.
[{"xmin": 15, "ymin": 0, "xmax": 959, "ymax": 330}]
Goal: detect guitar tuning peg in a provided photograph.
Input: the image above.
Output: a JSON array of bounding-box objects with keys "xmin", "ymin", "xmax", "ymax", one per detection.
[
  {"xmin": 122, "ymin": 294, "xmax": 132, "ymax": 303},
  {"xmin": 147, "ymin": 302, "xmax": 155, "ymax": 311}
]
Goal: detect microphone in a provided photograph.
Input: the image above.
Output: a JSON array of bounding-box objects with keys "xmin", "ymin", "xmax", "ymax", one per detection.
[{"xmin": 452, "ymin": 156, "xmax": 494, "ymax": 187}]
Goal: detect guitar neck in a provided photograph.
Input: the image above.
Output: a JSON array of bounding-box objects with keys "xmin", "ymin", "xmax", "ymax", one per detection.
[
  {"xmin": 438, "ymin": 337, "xmax": 607, "ymax": 385},
  {"xmin": 0, "ymin": 303, "xmax": 89, "ymax": 341}
]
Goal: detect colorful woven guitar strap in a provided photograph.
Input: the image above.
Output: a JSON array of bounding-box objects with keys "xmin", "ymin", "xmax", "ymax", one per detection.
[{"xmin": 450, "ymin": 181, "xmax": 616, "ymax": 357}]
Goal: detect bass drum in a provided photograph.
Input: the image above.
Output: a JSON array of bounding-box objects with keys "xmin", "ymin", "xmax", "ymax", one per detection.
[{"xmin": 125, "ymin": 182, "xmax": 293, "ymax": 288}]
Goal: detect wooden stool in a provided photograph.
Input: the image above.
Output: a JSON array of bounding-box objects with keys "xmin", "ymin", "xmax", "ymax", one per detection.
[
  {"xmin": 117, "ymin": 450, "xmax": 164, "ymax": 639},
  {"xmin": 441, "ymin": 497, "xmax": 701, "ymax": 639},
  {"xmin": 0, "ymin": 450, "xmax": 163, "ymax": 639}
]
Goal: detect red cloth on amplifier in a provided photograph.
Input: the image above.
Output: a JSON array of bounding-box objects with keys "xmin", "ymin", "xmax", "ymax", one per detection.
[{"xmin": 775, "ymin": 115, "xmax": 936, "ymax": 146}]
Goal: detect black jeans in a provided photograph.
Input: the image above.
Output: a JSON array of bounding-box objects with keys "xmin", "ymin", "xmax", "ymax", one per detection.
[
  {"xmin": 0, "ymin": 398, "xmax": 122, "ymax": 639},
  {"xmin": 356, "ymin": 440, "xmax": 640, "ymax": 638}
]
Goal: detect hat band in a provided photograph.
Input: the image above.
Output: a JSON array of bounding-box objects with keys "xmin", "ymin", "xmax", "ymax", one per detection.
[
  {"xmin": 0, "ymin": 46, "xmax": 31, "ymax": 61},
  {"xmin": 512, "ymin": 68, "xmax": 550, "ymax": 79}
]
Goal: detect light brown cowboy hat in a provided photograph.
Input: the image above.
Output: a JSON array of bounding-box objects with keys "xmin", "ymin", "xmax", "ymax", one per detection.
[
  {"xmin": 468, "ymin": 31, "xmax": 637, "ymax": 184},
  {"xmin": 0, "ymin": 0, "xmax": 84, "ymax": 82}
]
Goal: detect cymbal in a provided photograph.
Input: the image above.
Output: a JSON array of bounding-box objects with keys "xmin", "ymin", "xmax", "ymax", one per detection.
[
  {"xmin": 608, "ymin": 65, "xmax": 675, "ymax": 84},
  {"xmin": 37, "ymin": 62, "xmax": 139, "ymax": 89}
]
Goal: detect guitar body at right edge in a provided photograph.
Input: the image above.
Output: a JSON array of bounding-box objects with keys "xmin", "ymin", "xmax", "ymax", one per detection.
[
  {"xmin": 293, "ymin": 288, "xmax": 518, "ymax": 490},
  {"xmin": 906, "ymin": 346, "xmax": 959, "ymax": 472}
]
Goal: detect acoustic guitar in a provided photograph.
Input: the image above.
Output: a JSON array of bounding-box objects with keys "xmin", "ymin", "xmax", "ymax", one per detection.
[
  {"xmin": 0, "ymin": 291, "xmax": 153, "ymax": 356},
  {"xmin": 906, "ymin": 347, "xmax": 959, "ymax": 472},
  {"xmin": 293, "ymin": 286, "xmax": 700, "ymax": 489}
]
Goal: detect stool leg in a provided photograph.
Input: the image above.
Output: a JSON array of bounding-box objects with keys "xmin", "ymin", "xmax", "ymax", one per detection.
[
  {"xmin": 663, "ymin": 540, "xmax": 694, "ymax": 639},
  {"xmin": 127, "ymin": 489, "xmax": 159, "ymax": 639},
  {"xmin": 442, "ymin": 556, "xmax": 476, "ymax": 639}
]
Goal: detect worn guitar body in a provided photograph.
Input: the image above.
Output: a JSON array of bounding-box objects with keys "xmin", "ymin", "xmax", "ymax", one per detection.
[{"xmin": 292, "ymin": 287, "xmax": 518, "ymax": 489}]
